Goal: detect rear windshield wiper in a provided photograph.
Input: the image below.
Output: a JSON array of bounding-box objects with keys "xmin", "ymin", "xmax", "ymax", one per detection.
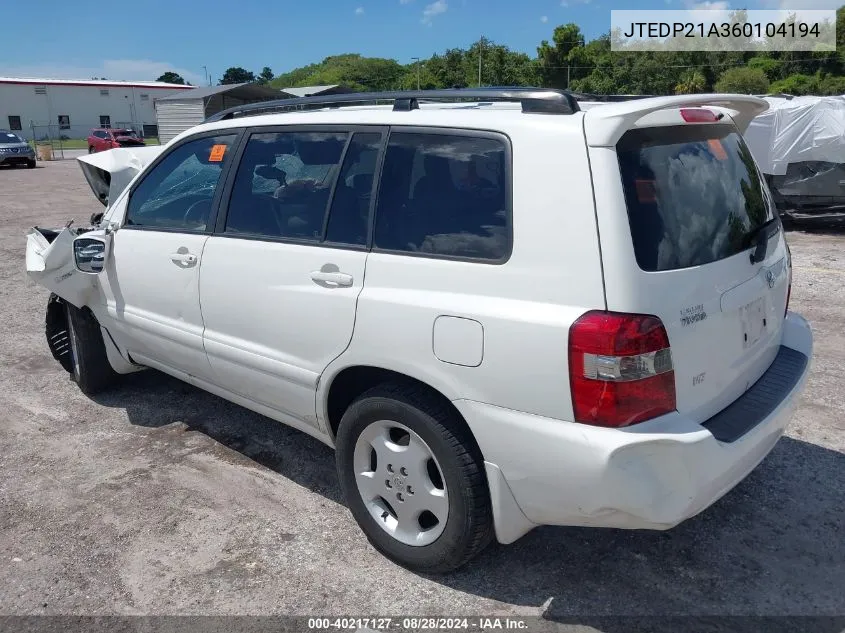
[{"xmin": 745, "ymin": 217, "xmax": 781, "ymax": 265}]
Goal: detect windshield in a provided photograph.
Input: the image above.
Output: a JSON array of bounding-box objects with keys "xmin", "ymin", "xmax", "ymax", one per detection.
[
  {"xmin": 1, "ymin": 132, "xmax": 25, "ymax": 144},
  {"xmin": 617, "ymin": 124, "xmax": 775, "ymax": 272},
  {"xmin": 113, "ymin": 130, "xmax": 137, "ymax": 137}
]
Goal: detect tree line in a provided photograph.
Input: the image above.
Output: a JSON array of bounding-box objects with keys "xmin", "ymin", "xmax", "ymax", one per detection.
[{"xmin": 157, "ymin": 7, "xmax": 845, "ymax": 96}]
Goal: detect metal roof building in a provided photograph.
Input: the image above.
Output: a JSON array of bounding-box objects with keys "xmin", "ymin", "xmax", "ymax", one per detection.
[
  {"xmin": 0, "ymin": 77, "xmax": 192, "ymax": 141},
  {"xmin": 154, "ymin": 82, "xmax": 282, "ymax": 144}
]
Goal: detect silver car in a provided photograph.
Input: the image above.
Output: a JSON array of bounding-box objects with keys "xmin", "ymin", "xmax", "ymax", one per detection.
[{"xmin": 0, "ymin": 130, "xmax": 36, "ymax": 168}]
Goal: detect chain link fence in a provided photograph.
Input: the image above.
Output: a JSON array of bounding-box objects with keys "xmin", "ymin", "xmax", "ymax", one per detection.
[{"xmin": 24, "ymin": 121, "xmax": 160, "ymax": 160}]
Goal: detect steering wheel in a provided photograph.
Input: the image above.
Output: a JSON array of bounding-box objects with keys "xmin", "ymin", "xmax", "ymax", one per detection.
[{"xmin": 183, "ymin": 199, "xmax": 211, "ymax": 228}]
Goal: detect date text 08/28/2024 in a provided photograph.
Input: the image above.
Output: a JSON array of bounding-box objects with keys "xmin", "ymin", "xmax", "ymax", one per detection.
[{"xmin": 307, "ymin": 617, "xmax": 530, "ymax": 630}]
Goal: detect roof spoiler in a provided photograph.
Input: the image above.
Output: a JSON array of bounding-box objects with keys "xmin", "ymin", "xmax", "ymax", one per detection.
[{"xmin": 584, "ymin": 94, "xmax": 769, "ymax": 147}]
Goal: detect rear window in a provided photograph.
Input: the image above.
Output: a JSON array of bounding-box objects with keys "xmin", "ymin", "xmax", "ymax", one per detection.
[{"xmin": 617, "ymin": 124, "xmax": 775, "ymax": 272}]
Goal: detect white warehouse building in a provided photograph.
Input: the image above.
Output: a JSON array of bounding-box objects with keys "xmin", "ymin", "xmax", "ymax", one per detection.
[{"xmin": 0, "ymin": 77, "xmax": 194, "ymax": 141}]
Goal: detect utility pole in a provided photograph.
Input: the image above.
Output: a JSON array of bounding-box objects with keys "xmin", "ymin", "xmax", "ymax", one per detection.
[
  {"xmin": 411, "ymin": 57, "xmax": 421, "ymax": 90},
  {"xmin": 566, "ymin": 64, "xmax": 571, "ymax": 89},
  {"xmin": 203, "ymin": 66, "xmax": 210, "ymax": 86}
]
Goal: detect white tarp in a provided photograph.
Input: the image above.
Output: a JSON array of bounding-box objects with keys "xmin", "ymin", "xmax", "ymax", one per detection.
[
  {"xmin": 743, "ymin": 95, "xmax": 845, "ymax": 176},
  {"xmin": 76, "ymin": 146, "xmax": 164, "ymax": 207}
]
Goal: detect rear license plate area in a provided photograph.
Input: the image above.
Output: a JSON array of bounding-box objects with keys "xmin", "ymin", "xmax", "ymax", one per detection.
[{"xmin": 740, "ymin": 296, "xmax": 768, "ymax": 349}]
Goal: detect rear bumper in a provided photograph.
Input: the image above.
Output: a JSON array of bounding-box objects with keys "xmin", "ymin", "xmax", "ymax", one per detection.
[{"xmin": 455, "ymin": 312, "xmax": 813, "ymax": 544}]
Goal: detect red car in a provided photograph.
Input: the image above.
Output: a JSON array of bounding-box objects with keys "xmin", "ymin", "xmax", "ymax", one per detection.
[{"xmin": 87, "ymin": 128, "xmax": 145, "ymax": 153}]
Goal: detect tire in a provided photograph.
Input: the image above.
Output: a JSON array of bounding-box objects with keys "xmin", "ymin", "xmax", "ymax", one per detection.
[
  {"xmin": 88, "ymin": 146, "xmax": 95, "ymax": 154},
  {"xmin": 336, "ymin": 382, "xmax": 493, "ymax": 573},
  {"xmin": 26, "ymin": 160, "xmax": 36, "ymax": 169},
  {"xmin": 65, "ymin": 303, "xmax": 119, "ymax": 395}
]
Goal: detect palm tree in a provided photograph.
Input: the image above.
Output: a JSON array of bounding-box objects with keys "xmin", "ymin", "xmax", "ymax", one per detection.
[{"xmin": 675, "ymin": 70, "xmax": 707, "ymax": 95}]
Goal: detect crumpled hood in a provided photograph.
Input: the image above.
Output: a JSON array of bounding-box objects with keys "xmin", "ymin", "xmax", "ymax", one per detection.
[{"xmin": 77, "ymin": 145, "xmax": 164, "ymax": 207}]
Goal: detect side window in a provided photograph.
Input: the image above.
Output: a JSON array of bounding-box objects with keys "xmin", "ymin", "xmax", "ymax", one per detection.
[
  {"xmin": 374, "ymin": 132, "xmax": 510, "ymax": 261},
  {"xmin": 225, "ymin": 131, "xmax": 346, "ymax": 240},
  {"xmin": 126, "ymin": 134, "xmax": 237, "ymax": 231},
  {"xmin": 325, "ymin": 132, "xmax": 382, "ymax": 246}
]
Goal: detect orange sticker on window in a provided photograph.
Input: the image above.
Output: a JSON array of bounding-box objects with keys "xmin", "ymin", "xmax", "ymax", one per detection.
[
  {"xmin": 635, "ymin": 179, "xmax": 657, "ymax": 203},
  {"xmin": 708, "ymin": 139, "xmax": 728, "ymax": 161},
  {"xmin": 208, "ymin": 144, "xmax": 227, "ymax": 162}
]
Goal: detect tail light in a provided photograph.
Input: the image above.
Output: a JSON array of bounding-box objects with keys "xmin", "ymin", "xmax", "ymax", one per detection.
[{"xmin": 568, "ymin": 311, "xmax": 676, "ymax": 428}]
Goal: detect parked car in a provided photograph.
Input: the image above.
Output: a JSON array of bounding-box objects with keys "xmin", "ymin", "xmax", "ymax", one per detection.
[
  {"xmin": 26, "ymin": 89, "xmax": 813, "ymax": 573},
  {"xmin": 87, "ymin": 128, "xmax": 145, "ymax": 153},
  {"xmin": 0, "ymin": 130, "xmax": 36, "ymax": 168}
]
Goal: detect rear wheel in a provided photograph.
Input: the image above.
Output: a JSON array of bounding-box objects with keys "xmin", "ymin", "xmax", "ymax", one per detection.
[
  {"xmin": 65, "ymin": 303, "xmax": 119, "ymax": 395},
  {"xmin": 336, "ymin": 382, "xmax": 493, "ymax": 573}
]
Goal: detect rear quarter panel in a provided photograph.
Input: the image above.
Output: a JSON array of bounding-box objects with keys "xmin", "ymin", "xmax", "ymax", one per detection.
[{"xmin": 321, "ymin": 117, "xmax": 606, "ymax": 423}]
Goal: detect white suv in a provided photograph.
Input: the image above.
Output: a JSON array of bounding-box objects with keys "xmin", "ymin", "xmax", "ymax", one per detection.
[{"xmin": 26, "ymin": 89, "xmax": 813, "ymax": 573}]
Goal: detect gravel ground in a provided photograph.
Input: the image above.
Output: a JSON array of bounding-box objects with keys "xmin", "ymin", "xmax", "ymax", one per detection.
[{"xmin": 0, "ymin": 159, "xmax": 843, "ymax": 626}]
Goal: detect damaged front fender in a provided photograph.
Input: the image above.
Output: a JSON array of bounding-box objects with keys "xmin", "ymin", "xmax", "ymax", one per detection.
[
  {"xmin": 27, "ymin": 146, "xmax": 163, "ymax": 307},
  {"xmin": 26, "ymin": 225, "xmax": 98, "ymax": 308}
]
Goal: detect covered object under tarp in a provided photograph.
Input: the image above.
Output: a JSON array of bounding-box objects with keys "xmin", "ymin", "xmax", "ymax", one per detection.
[{"xmin": 744, "ymin": 95, "xmax": 845, "ymax": 218}]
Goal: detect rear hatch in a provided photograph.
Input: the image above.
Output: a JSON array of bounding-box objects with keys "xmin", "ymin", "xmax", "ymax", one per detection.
[{"xmin": 586, "ymin": 96, "xmax": 791, "ymax": 424}]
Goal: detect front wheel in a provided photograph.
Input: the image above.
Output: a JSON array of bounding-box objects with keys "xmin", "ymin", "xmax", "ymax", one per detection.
[
  {"xmin": 336, "ymin": 383, "xmax": 493, "ymax": 573},
  {"xmin": 26, "ymin": 160, "xmax": 36, "ymax": 169},
  {"xmin": 65, "ymin": 303, "xmax": 119, "ymax": 395}
]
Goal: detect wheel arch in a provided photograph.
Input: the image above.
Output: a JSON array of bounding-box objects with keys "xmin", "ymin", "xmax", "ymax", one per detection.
[{"xmin": 321, "ymin": 363, "xmax": 483, "ymax": 457}]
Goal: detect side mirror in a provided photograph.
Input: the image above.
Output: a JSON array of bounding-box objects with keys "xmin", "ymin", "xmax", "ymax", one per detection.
[{"xmin": 73, "ymin": 236, "xmax": 107, "ymax": 274}]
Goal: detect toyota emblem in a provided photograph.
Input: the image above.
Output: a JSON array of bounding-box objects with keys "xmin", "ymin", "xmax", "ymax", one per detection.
[{"xmin": 766, "ymin": 270, "xmax": 775, "ymax": 288}]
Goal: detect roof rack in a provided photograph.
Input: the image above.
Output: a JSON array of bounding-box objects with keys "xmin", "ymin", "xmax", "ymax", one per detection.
[{"xmin": 205, "ymin": 88, "xmax": 580, "ymax": 122}]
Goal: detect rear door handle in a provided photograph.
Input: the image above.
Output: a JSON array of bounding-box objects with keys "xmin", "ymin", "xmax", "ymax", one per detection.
[
  {"xmin": 170, "ymin": 252, "xmax": 198, "ymax": 265},
  {"xmin": 310, "ymin": 270, "xmax": 353, "ymax": 287}
]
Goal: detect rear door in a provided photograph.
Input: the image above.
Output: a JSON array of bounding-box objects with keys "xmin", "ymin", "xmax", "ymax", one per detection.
[
  {"xmin": 198, "ymin": 126, "xmax": 384, "ymax": 426},
  {"xmin": 587, "ymin": 101, "xmax": 790, "ymax": 423}
]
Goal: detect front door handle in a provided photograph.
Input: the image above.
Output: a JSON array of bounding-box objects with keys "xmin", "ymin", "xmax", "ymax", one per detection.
[
  {"xmin": 310, "ymin": 270, "xmax": 353, "ymax": 287},
  {"xmin": 170, "ymin": 252, "xmax": 198, "ymax": 266}
]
